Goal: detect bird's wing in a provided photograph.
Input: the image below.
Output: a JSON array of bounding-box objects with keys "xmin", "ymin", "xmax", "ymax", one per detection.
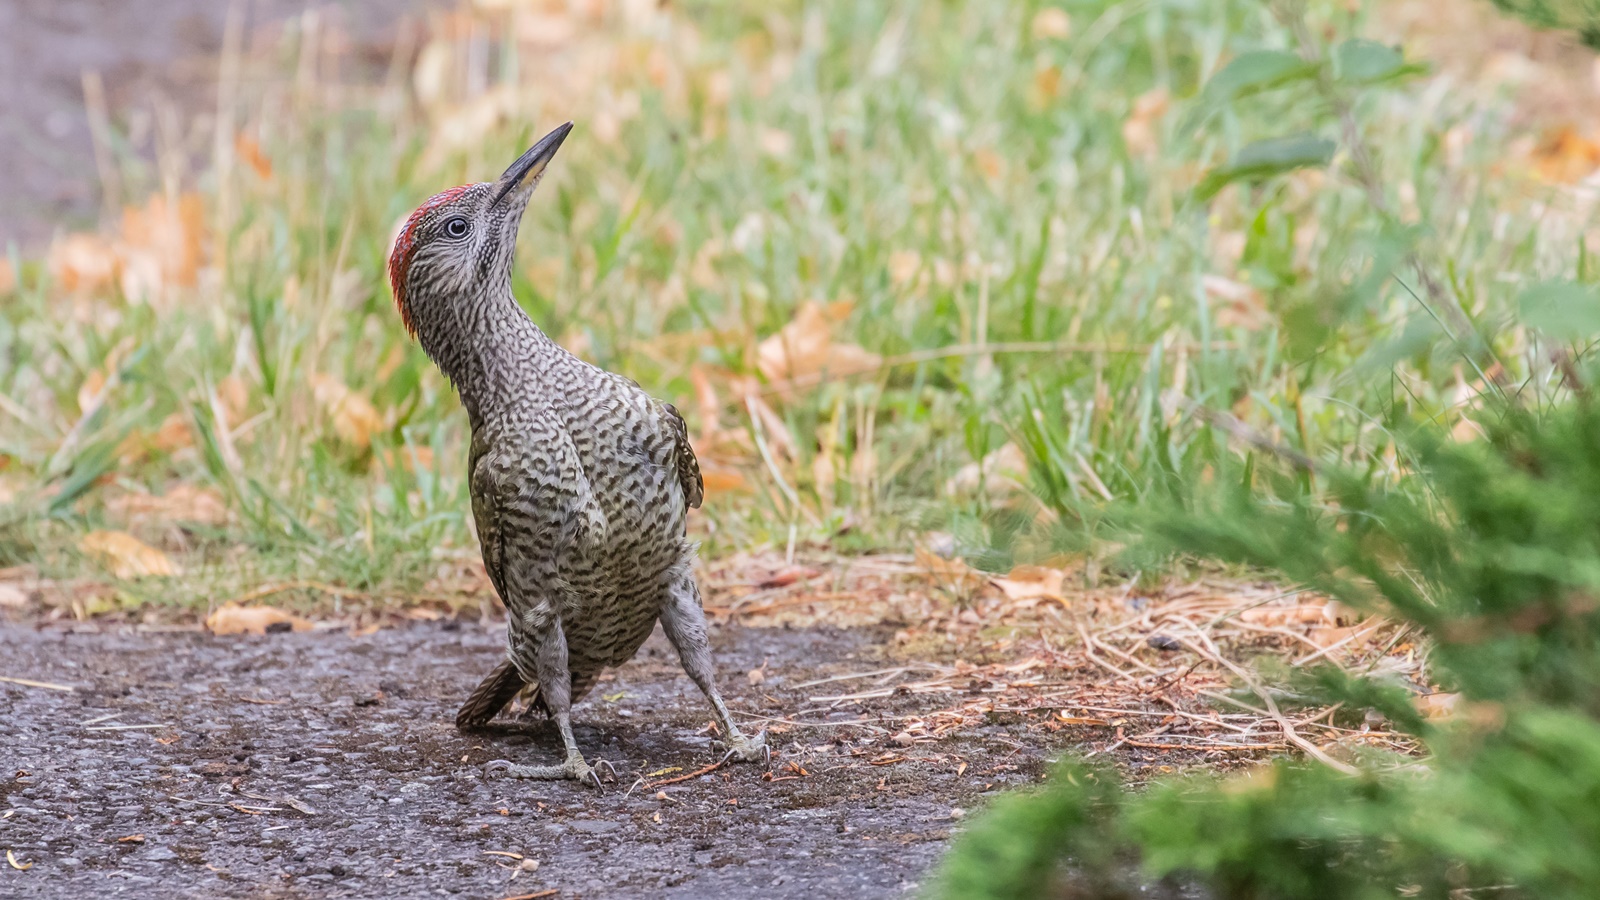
[
  {"xmin": 471, "ymin": 426, "xmax": 608, "ymax": 628},
  {"xmin": 660, "ymin": 401, "xmax": 704, "ymax": 510},
  {"xmin": 468, "ymin": 432, "xmax": 510, "ymax": 604}
]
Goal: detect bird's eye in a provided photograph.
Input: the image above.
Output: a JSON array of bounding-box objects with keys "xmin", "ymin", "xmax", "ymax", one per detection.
[{"xmin": 443, "ymin": 217, "xmax": 470, "ymax": 239}]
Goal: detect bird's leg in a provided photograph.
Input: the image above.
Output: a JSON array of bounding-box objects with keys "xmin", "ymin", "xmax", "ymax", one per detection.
[
  {"xmin": 659, "ymin": 573, "xmax": 769, "ymax": 766},
  {"xmin": 483, "ymin": 619, "xmax": 606, "ymax": 787}
]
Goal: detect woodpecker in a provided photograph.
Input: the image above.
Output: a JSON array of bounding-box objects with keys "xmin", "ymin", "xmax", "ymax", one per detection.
[{"xmin": 387, "ymin": 122, "xmax": 767, "ymax": 786}]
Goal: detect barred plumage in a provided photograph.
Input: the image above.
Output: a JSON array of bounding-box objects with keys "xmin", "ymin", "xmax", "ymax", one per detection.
[{"xmin": 389, "ymin": 123, "xmax": 766, "ymax": 785}]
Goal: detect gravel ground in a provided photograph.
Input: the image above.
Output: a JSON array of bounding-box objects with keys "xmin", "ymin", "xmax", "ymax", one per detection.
[{"xmin": 2, "ymin": 618, "xmax": 1054, "ymax": 898}]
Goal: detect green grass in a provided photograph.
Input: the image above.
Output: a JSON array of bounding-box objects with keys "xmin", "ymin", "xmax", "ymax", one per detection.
[{"xmin": 0, "ymin": 0, "xmax": 1584, "ymax": 609}]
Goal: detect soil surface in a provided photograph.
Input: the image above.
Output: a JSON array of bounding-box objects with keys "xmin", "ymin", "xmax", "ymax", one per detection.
[{"xmin": 2, "ymin": 618, "xmax": 1056, "ymax": 898}]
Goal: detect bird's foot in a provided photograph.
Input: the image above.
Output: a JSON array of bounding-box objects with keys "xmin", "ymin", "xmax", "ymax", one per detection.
[
  {"xmin": 483, "ymin": 753, "xmax": 613, "ymax": 789},
  {"xmin": 714, "ymin": 730, "xmax": 770, "ymax": 768}
]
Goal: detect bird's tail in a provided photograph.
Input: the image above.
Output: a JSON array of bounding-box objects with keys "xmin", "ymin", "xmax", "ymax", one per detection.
[{"xmin": 455, "ymin": 658, "xmax": 531, "ymax": 730}]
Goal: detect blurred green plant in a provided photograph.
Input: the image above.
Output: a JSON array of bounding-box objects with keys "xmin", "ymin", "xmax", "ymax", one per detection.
[
  {"xmin": 1489, "ymin": 0, "xmax": 1600, "ymax": 48},
  {"xmin": 937, "ymin": 379, "xmax": 1600, "ymax": 900}
]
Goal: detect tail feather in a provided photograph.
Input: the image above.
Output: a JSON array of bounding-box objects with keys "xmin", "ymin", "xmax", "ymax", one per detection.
[{"xmin": 455, "ymin": 658, "xmax": 530, "ymax": 730}]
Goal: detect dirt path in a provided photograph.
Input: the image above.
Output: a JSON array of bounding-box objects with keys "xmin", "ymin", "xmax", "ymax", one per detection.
[{"xmin": 1, "ymin": 617, "xmax": 1055, "ymax": 898}]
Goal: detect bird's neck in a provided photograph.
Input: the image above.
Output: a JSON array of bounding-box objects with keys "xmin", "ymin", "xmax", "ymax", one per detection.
[{"xmin": 418, "ymin": 283, "xmax": 554, "ymax": 429}]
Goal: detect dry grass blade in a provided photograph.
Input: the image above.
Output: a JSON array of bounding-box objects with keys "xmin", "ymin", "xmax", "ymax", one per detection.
[{"xmin": 0, "ymin": 675, "xmax": 77, "ymax": 692}]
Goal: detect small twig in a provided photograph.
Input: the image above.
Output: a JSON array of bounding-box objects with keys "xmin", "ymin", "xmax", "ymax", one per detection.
[
  {"xmin": 85, "ymin": 723, "xmax": 171, "ymax": 731},
  {"xmin": 1076, "ymin": 622, "xmax": 1138, "ymax": 681},
  {"xmin": 0, "ymin": 675, "xmax": 77, "ymax": 692},
  {"xmin": 1187, "ymin": 403, "xmax": 1317, "ymax": 471},
  {"xmin": 1175, "ymin": 628, "xmax": 1359, "ymax": 775},
  {"xmin": 644, "ymin": 759, "xmax": 727, "ymax": 789}
]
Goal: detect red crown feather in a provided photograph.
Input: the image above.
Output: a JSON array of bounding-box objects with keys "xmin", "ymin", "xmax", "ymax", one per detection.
[{"xmin": 388, "ymin": 185, "xmax": 471, "ymax": 338}]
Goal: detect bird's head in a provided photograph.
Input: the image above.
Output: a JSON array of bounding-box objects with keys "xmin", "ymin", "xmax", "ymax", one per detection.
[{"xmin": 387, "ymin": 121, "xmax": 573, "ymax": 339}]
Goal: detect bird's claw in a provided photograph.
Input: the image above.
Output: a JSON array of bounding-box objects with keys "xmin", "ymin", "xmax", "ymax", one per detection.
[
  {"xmin": 481, "ymin": 754, "xmax": 608, "ymax": 789},
  {"xmin": 715, "ymin": 730, "xmax": 771, "ymax": 769},
  {"xmin": 593, "ymin": 757, "xmax": 618, "ymax": 782}
]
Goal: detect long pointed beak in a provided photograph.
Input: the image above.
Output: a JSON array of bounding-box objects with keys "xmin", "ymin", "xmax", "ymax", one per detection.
[{"xmin": 492, "ymin": 122, "xmax": 574, "ymax": 208}]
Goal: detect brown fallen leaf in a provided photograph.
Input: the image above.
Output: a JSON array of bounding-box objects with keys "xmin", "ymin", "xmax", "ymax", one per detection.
[
  {"xmin": 0, "ymin": 583, "xmax": 28, "ymax": 608},
  {"xmin": 80, "ymin": 530, "xmax": 180, "ymax": 579},
  {"xmin": 118, "ymin": 192, "xmax": 206, "ymax": 301},
  {"xmin": 310, "ymin": 374, "xmax": 385, "ymax": 451},
  {"xmin": 914, "ymin": 543, "xmax": 986, "ymax": 594},
  {"xmin": 1031, "ymin": 7, "xmax": 1071, "ymax": 40},
  {"xmin": 235, "ymin": 133, "xmax": 273, "ymax": 180},
  {"xmin": 1204, "ymin": 274, "xmax": 1270, "ymax": 331},
  {"xmin": 1237, "ymin": 603, "xmax": 1337, "ymax": 627},
  {"xmin": 756, "ymin": 566, "xmax": 820, "ymax": 589},
  {"xmin": 107, "ymin": 484, "xmax": 228, "ymax": 527},
  {"xmin": 49, "ymin": 232, "xmax": 119, "ymax": 295},
  {"xmin": 990, "ymin": 565, "xmax": 1068, "ymax": 604},
  {"xmin": 116, "ymin": 834, "xmax": 146, "ymax": 844},
  {"xmin": 945, "ymin": 442, "xmax": 1029, "ymax": 498},
  {"xmin": 1121, "ymin": 87, "xmax": 1169, "ymax": 158},
  {"xmin": 698, "ymin": 466, "xmax": 750, "ymax": 497},
  {"xmin": 205, "ymin": 603, "xmax": 314, "ymax": 636},
  {"xmin": 1532, "ymin": 125, "xmax": 1600, "ymax": 184},
  {"xmin": 756, "ymin": 300, "xmax": 881, "ymax": 386},
  {"xmin": 1416, "ymin": 692, "xmax": 1460, "ymax": 720}
]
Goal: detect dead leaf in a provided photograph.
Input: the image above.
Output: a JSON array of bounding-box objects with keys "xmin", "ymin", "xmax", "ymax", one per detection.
[
  {"xmin": 1032, "ymin": 64, "xmax": 1063, "ymax": 105},
  {"xmin": 973, "ymin": 147, "xmax": 1004, "ymax": 184},
  {"xmin": 80, "ymin": 531, "xmax": 180, "ymax": 579},
  {"xmin": 116, "ymin": 834, "xmax": 146, "ymax": 843},
  {"xmin": 205, "ymin": 603, "xmax": 314, "ymax": 636},
  {"xmin": 888, "ymin": 250, "xmax": 921, "ymax": 288},
  {"xmin": 758, "ymin": 127, "xmax": 794, "ymax": 158},
  {"xmin": 217, "ymin": 375, "xmax": 250, "ymax": 424},
  {"xmin": 1121, "ymin": 87, "xmax": 1170, "ymax": 158},
  {"xmin": 1451, "ymin": 416, "xmax": 1486, "ymax": 443},
  {"xmin": 1238, "ymin": 603, "xmax": 1335, "ymax": 627},
  {"xmin": 118, "ymin": 192, "xmax": 206, "ymax": 302},
  {"xmin": 48, "ymin": 232, "xmax": 119, "ymax": 295},
  {"xmin": 1416, "ymin": 692, "xmax": 1460, "ymax": 720},
  {"xmin": 1204, "ymin": 274, "xmax": 1270, "ymax": 330},
  {"xmin": 107, "ymin": 484, "xmax": 228, "ymax": 527},
  {"xmin": 946, "ymin": 442, "xmax": 1029, "ymax": 497},
  {"xmin": 698, "ymin": 466, "xmax": 750, "ymax": 497},
  {"xmin": 1031, "ymin": 7, "xmax": 1071, "ymax": 40},
  {"xmin": 1532, "ymin": 125, "xmax": 1600, "ymax": 183},
  {"xmin": 310, "ymin": 374, "xmax": 384, "ymax": 450},
  {"xmin": 757, "ymin": 301, "xmax": 882, "ymax": 386},
  {"xmin": 757, "ymin": 566, "xmax": 819, "ymax": 589},
  {"xmin": 77, "ymin": 368, "xmax": 107, "ymax": 417},
  {"xmin": 235, "ymin": 134, "xmax": 273, "ymax": 180},
  {"xmin": 990, "ymin": 565, "xmax": 1068, "ymax": 604},
  {"xmin": 7, "ymin": 849, "xmax": 32, "ymax": 871},
  {"xmin": 914, "ymin": 543, "xmax": 986, "ymax": 594},
  {"xmin": 0, "ymin": 583, "xmax": 28, "ymax": 608},
  {"xmin": 381, "ymin": 444, "xmax": 437, "ymax": 473}
]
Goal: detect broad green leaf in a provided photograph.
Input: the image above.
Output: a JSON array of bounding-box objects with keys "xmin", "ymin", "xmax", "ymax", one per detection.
[
  {"xmin": 1196, "ymin": 135, "xmax": 1336, "ymax": 200},
  {"xmin": 1518, "ymin": 280, "xmax": 1600, "ymax": 340},
  {"xmin": 1333, "ymin": 39, "xmax": 1417, "ymax": 84},
  {"xmin": 1203, "ymin": 50, "xmax": 1318, "ymax": 101}
]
